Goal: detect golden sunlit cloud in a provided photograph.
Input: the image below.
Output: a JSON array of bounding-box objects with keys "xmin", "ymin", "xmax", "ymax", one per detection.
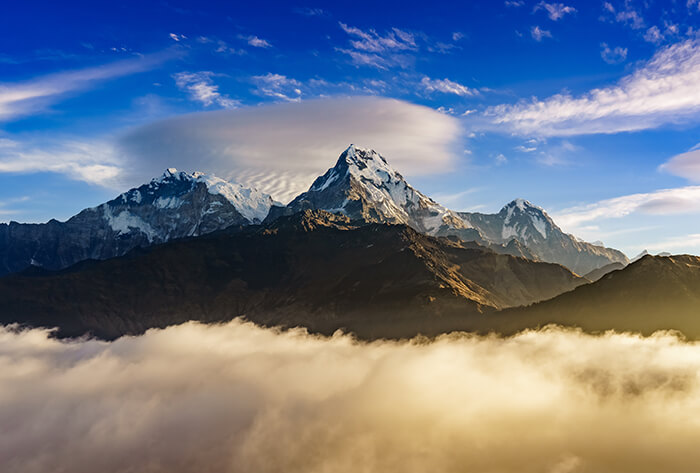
[{"xmin": 2, "ymin": 320, "xmax": 700, "ymax": 473}]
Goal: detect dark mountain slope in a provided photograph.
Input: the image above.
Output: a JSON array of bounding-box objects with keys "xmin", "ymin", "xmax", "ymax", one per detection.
[
  {"xmin": 583, "ymin": 261, "xmax": 626, "ymax": 281},
  {"xmin": 0, "ymin": 211, "xmax": 584, "ymax": 340},
  {"xmin": 487, "ymin": 255, "xmax": 700, "ymax": 338}
]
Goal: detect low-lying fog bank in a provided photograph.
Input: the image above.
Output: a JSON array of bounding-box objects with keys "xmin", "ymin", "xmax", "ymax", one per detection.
[{"xmin": 1, "ymin": 320, "xmax": 699, "ymax": 472}]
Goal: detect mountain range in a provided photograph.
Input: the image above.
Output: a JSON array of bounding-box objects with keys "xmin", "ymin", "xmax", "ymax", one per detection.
[
  {"xmin": 0, "ymin": 169, "xmax": 275, "ymax": 276},
  {"xmin": 1, "ymin": 144, "xmax": 695, "ymax": 341},
  {"xmin": 268, "ymin": 145, "xmax": 628, "ymax": 275},
  {"xmin": 0, "ymin": 210, "xmax": 586, "ymax": 339},
  {"xmin": 0, "ymin": 145, "xmax": 626, "ymax": 277}
]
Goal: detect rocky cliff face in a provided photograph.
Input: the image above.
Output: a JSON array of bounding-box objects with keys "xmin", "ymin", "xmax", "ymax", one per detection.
[{"xmin": 0, "ymin": 169, "xmax": 274, "ymax": 276}]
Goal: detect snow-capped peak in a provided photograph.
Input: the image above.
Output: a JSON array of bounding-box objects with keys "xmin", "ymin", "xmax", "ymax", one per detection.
[
  {"xmin": 117, "ymin": 169, "xmax": 275, "ymax": 224},
  {"xmin": 504, "ymin": 198, "xmax": 544, "ymax": 212},
  {"xmin": 341, "ymin": 144, "xmax": 388, "ymax": 166},
  {"xmin": 499, "ymin": 198, "xmax": 554, "ymax": 240},
  {"xmin": 290, "ymin": 145, "xmax": 468, "ymax": 234},
  {"xmin": 193, "ymin": 172, "xmax": 273, "ymax": 223}
]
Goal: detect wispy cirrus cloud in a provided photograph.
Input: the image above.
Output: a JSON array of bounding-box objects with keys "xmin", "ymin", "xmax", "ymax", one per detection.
[
  {"xmin": 339, "ymin": 22, "xmax": 416, "ymax": 53},
  {"xmin": 251, "ymin": 73, "xmax": 302, "ymax": 102},
  {"xmin": 421, "ymin": 77, "xmax": 478, "ymax": 97},
  {"xmin": 600, "ymin": 42, "xmax": 628, "ymax": 64},
  {"xmin": 337, "ymin": 22, "xmax": 417, "ymax": 69},
  {"xmin": 602, "ymin": 1, "xmax": 645, "ymax": 30},
  {"xmin": 238, "ymin": 34, "xmax": 272, "ymax": 48},
  {"xmin": 0, "ymin": 50, "xmax": 177, "ymax": 122},
  {"xmin": 173, "ymin": 72, "xmax": 239, "ymax": 109},
  {"xmin": 484, "ymin": 39, "xmax": 700, "ymax": 136},
  {"xmin": 530, "ymin": 26, "xmax": 553, "ymax": 41},
  {"xmin": 552, "ymin": 186, "xmax": 700, "ymax": 230},
  {"xmin": 534, "ymin": 2, "xmax": 576, "ymax": 21}
]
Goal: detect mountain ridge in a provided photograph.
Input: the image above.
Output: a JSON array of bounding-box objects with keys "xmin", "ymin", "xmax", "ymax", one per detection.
[
  {"xmin": 0, "ymin": 209, "xmax": 586, "ymax": 340},
  {"xmin": 268, "ymin": 145, "xmax": 628, "ymax": 275},
  {"xmin": 0, "ymin": 169, "xmax": 274, "ymax": 276}
]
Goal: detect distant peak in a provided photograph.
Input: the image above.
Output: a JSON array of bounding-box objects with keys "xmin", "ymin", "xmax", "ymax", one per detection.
[{"xmin": 166, "ymin": 167, "xmax": 178, "ymax": 175}]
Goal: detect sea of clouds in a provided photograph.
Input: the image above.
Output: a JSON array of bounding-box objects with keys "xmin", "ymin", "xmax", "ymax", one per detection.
[{"xmin": 1, "ymin": 320, "xmax": 700, "ymax": 473}]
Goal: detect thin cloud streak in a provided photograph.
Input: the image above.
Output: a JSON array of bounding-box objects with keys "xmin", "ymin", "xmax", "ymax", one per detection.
[
  {"xmin": 484, "ymin": 39, "xmax": 700, "ymax": 136},
  {"xmin": 0, "ymin": 49, "xmax": 178, "ymax": 121},
  {"xmin": 552, "ymin": 186, "xmax": 700, "ymax": 230}
]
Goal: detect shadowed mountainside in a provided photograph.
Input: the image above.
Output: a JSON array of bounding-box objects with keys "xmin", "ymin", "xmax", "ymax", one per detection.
[
  {"xmin": 483, "ymin": 255, "xmax": 700, "ymax": 337},
  {"xmin": 0, "ymin": 210, "xmax": 585, "ymax": 340}
]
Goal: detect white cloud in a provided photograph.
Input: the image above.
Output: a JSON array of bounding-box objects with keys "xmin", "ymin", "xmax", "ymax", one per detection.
[
  {"xmin": 602, "ymin": 1, "xmax": 645, "ymax": 30},
  {"xmin": 339, "ymin": 22, "xmax": 416, "ymax": 53},
  {"xmin": 600, "ymin": 42, "xmax": 628, "ymax": 64},
  {"xmin": 3, "ymin": 321, "xmax": 700, "ymax": 473},
  {"xmin": 452, "ymin": 32, "xmax": 464, "ymax": 41},
  {"xmin": 421, "ymin": 77, "xmax": 477, "ymax": 97},
  {"xmin": 337, "ymin": 22, "xmax": 417, "ymax": 69},
  {"xmin": 0, "ymin": 138, "xmax": 122, "ymax": 186},
  {"xmin": 515, "ymin": 144, "xmax": 537, "ymax": 152},
  {"xmin": 173, "ymin": 72, "xmax": 239, "ymax": 109},
  {"xmin": 169, "ymin": 33, "xmax": 187, "ymax": 42},
  {"xmin": 251, "ymin": 73, "xmax": 302, "ymax": 102},
  {"xmin": 531, "ymin": 26, "xmax": 553, "ymax": 41},
  {"xmin": 505, "ymin": 0, "xmax": 525, "ymax": 6},
  {"xmin": 659, "ymin": 146, "xmax": 700, "ymax": 181},
  {"xmin": 644, "ymin": 25, "xmax": 663, "ymax": 44},
  {"xmin": 0, "ymin": 51, "xmax": 175, "ymax": 121},
  {"xmin": 239, "ymin": 35, "xmax": 272, "ymax": 48},
  {"xmin": 485, "ymin": 39, "xmax": 700, "ymax": 136},
  {"xmin": 534, "ymin": 2, "xmax": 576, "ymax": 20},
  {"xmin": 117, "ymin": 97, "xmax": 464, "ymax": 202},
  {"xmin": 552, "ymin": 186, "xmax": 700, "ymax": 229}
]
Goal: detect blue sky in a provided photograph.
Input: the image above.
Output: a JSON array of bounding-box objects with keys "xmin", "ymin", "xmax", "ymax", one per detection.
[{"xmin": 1, "ymin": 0, "xmax": 700, "ymax": 256}]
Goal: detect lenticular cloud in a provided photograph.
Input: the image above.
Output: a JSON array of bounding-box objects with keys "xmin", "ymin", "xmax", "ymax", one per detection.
[{"xmin": 1, "ymin": 320, "xmax": 700, "ymax": 473}]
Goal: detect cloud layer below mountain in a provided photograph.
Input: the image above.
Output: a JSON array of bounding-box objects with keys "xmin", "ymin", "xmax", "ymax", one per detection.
[
  {"xmin": 117, "ymin": 96, "xmax": 463, "ymax": 202},
  {"xmin": 2, "ymin": 320, "xmax": 700, "ymax": 473}
]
